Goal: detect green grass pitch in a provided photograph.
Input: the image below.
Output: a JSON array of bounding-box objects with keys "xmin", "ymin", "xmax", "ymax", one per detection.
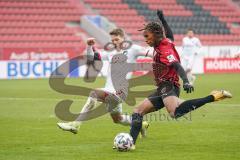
[{"xmin": 0, "ymin": 74, "xmax": 239, "ymax": 160}]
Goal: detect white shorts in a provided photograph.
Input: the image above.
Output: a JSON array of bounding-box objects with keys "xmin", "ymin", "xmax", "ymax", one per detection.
[{"xmin": 181, "ymin": 55, "xmax": 196, "ymax": 71}]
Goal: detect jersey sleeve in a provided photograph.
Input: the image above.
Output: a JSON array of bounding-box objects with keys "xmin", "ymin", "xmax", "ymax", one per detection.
[
  {"xmin": 158, "ymin": 43, "xmax": 180, "ymax": 66},
  {"xmin": 182, "ymin": 37, "xmax": 187, "ymax": 48},
  {"xmin": 86, "ymin": 46, "xmax": 110, "ymax": 61},
  {"xmin": 132, "ymin": 44, "xmax": 145, "ymax": 57},
  {"xmin": 162, "ymin": 18, "xmax": 174, "ymax": 42},
  {"xmin": 133, "ymin": 44, "xmax": 153, "ymax": 57},
  {"xmin": 97, "ymin": 49, "xmax": 109, "ymax": 60},
  {"xmin": 196, "ymin": 38, "xmax": 202, "ymax": 48},
  {"xmin": 86, "ymin": 46, "xmax": 95, "ymax": 61}
]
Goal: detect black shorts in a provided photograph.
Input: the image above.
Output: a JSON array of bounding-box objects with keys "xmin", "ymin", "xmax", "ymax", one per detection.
[{"xmin": 148, "ymin": 83, "xmax": 180, "ymax": 110}]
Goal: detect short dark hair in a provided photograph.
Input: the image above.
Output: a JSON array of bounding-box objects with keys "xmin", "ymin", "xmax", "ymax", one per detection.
[
  {"xmin": 109, "ymin": 28, "xmax": 125, "ymax": 37},
  {"xmin": 187, "ymin": 28, "xmax": 194, "ymax": 32},
  {"xmin": 139, "ymin": 21, "xmax": 165, "ymax": 39}
]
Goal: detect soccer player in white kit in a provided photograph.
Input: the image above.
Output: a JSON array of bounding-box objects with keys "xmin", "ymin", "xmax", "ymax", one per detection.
[
  {"xmin": 57, "ymin": 28, "xmax": 150, "ymax": 135},
  {"xmin": 181, "ymin": 29, "xmax": 202, "ymax": 85}
]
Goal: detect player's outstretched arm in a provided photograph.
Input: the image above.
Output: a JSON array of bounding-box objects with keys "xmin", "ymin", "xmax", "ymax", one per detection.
[
  {"xmin": 86, "ymin": 38, "xmax": 106, "ymax": 61},
  {"xmin": 157, "ymin": 10, "xmax": 174, "ymax": 42},
  {"xmin": 133, "ymin": 44, "xmax": 154, "ymax": 58},
  {"xmin": 86, "ymin": 38, "xmax": 97, "ymax": 61},
  {"xmin": 171, "ymin": 62, "xmax": 194, "ymax": 93}
]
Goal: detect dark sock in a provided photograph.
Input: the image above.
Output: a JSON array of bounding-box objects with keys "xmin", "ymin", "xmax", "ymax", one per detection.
[
  {"xmin": 130, "ymin": 113, "xmax": 143, "ymax": 144},
  {"xmin": 174, "ymin": 95, "xmax": 214, "ymax": 118}
]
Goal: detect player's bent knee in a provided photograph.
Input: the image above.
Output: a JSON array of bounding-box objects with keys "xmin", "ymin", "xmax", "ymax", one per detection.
[
  {"xmin": 133, "ymin": 108, "xmax": 141, "ymax": 114},
  {"xmin": 133, "ymin": 108, "xmax": 145, "ymax": 116},
  {"xmin": 89, "ymin": 90, "xmax": 97, "ymax": 97},
  {"xmin": 133, "ymin": 98, "xmax": 151, "ymax": 115}
]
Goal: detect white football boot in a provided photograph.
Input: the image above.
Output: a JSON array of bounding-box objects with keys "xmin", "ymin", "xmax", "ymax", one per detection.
[{"xmin": 57, "ymin": 121, "xmax": 81, "ymax": 134}]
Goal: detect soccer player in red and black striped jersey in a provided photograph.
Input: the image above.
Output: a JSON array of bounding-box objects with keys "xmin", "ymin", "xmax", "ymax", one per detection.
[{"xmin": 129, "ymin": 21, "xmax": 232, "ymax": 150}]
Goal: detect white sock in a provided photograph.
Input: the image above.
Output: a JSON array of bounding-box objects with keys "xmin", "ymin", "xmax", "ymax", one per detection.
[
  {"xmin": 119, "ymin": 114, "xmax": 131, "ymax": 126},
  {"xmin": 187, "ymin": 72, "xmax": 192, "ymax": 81},
  {"xmin": 75, "ymin": 97, "xmax": 97, "ymax": 125},
  {"xmin": 187, "ymin": 72, "xmax": 196, "ymax": 85}
]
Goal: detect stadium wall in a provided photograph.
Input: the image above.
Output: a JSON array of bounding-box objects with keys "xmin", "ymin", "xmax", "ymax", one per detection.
[{"xmin": 0, "ymin": 46, "xmax": 239, "ymax": 79}]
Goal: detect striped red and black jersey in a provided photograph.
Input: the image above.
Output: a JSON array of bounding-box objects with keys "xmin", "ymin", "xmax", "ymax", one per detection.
[{"xmin": 153, "ymin": 38, "xmax": 180, "ymax": 87}]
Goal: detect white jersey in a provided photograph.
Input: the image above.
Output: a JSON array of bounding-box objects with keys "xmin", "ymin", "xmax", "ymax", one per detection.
[
  {"xmin": 182, "ymin": 36, "xmax": 202, "ymax": 57},
  {"xmin": 181, "ymin": 36, "xmax": 202, "ymax": 70},
  {"xmin": 87, "ymin": 44, "xmax": 149, "ymax": 93}
]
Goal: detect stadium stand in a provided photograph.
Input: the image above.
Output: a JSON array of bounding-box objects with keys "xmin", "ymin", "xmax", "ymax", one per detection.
[
  {"xmin": 0, "ymin": 0, "xmax": 239, "ymax": 47},
  {"xmin": 232, "ymin": 0, "xmax": 240, "ymax": 7},
  {"xmin": 83, "ymin": 0, "xmax": 147, "ymax": 42},
  {"xmin": 0, "ymin": 0, "xmax": 91, "ymax": 54},
  {"xmin": 83, "ymin": 0, "xmax": 240, "ymax": 45}
]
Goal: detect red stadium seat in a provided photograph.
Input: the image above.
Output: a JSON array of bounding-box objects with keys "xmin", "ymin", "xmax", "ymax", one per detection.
[
  {"xmin": 0, "ymin": 0, "xmax": 91, "ymax": 51},
  {"xmin": 0, "ymin": 0, "xmax": 239, "ymax": 47}
]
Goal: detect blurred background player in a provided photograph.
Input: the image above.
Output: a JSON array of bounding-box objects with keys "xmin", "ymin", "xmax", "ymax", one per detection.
[
  {"xmin": 57, "ymin": 10, "xmax": 172, "ymax": 136},
  {"xmin": 129, "ymin": 21, "xmax": 232, "ymax": 150},
  {"xmin": 181, "ymin": 29, "xmax": 202, "ymax": 85}
]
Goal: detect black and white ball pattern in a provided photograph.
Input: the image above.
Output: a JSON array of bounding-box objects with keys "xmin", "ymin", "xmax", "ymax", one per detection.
[{"xmin": 114, "ymin": 133, "xmax": 133, "ymax": 151}]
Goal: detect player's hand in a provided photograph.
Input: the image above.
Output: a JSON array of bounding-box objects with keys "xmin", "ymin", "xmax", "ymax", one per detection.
[
  {"xmin": 87, "ymin": 38, "xmax": 95, "ymax": 46},
  {"xmin": 157, "ymin": 10, "xmax": 164, "ymax": 20},
  {"xmin": 183, "ymin": 83, "xmax": 194, "ymax": 93}
]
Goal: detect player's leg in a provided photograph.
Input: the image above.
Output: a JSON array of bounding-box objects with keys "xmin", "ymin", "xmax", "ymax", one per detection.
[
  {"xmin": 130, "ymin": 89, "xmax": 165, "ymax": 146},
  {"xmin": 186, "ymin": 68, "xmax": 195, "ymax": 85},
  {"xmin": 107, "ymin": 102, "xmax": 131, "ymax": 126},
  {"xmin": 130, "ymin": 98, "xmax": 156, "ymax": 147},
  {"xmin": 108, "ymin": 102, "xmax": 149, "ymax": 139},
  {"xmin": 110, "ymin": 112, "xmax": 132, "ymax": 125},
  {"xmin": 181, "ymin": 55, "xmax": 195, "ymax": 85},
  {"xmin": 186, "ymin": 55, "xmax": 196, "ymax": 85},
  {"xmin": 164, "ymin": 90, "xmax": 232, "ymax": 119},
  {"xmin": 76, "ymin": 88, "xmax": 106, "ymax": 117},
  {"xmin": 57, "ymin": 89, "xmax": 106, "ymax": 134}
]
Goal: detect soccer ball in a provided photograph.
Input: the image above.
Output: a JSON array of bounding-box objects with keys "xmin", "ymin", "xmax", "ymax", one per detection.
[{"xmin": 113, "ymin": 133, "xmax": 134, "ymax": 151}]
